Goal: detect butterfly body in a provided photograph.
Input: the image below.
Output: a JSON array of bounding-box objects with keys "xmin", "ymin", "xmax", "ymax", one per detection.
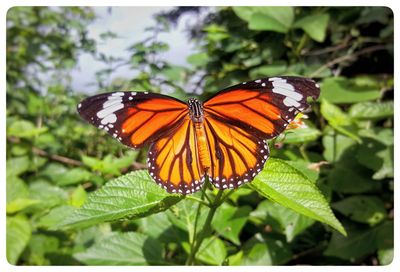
[
  {"xmin": 187, "ymin": 98, "xmax": 212, "ymax": 174},
  {"xmin": 78, "ymin": 77, "xmax": 320, "ymax": 195}
]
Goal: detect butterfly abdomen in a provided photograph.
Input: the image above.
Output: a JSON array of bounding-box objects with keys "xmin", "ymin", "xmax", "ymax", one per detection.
[
  {"xmin": 188, "ymin": 98, "xmax": 211, "ymax": 173},
  {"xmin": 194, "ymin": 122, "xmax": 211, "ymax": 173}
]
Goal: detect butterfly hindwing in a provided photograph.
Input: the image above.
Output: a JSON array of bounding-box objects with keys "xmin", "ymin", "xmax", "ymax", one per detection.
[
  {"xmin": 204, "ymin": 115, "xmax": 269, "ymax": 189},
  {"xmin": 147, "ymin": 118, "xmax": 206, "ymax": 194},
  {"xmin": 78, "ymin": 91, "xmax": 188, "ymax": 149}
]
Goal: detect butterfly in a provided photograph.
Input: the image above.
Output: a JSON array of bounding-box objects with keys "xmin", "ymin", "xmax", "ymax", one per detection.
[{"xmin": 78, "ymin": 76, "xmax": 320, "ymax": 195}]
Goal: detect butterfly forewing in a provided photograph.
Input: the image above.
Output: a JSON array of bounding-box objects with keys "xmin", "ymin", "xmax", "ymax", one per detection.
[
  {"xmin": 204, "ymin": 76, "xmax": 320, "ymax": 139},
  {"xmin": 77, "ymin": 91, "xmax": 188, "ymax": 149}
]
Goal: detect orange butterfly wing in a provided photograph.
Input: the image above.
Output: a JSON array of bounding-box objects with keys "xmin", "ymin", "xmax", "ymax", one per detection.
[
  {"xmin": 78, "ymin": 77, "xmax": 320, "ymax": 194},
  {"xmin": 204, "ymin": 77, "xmax": 320, "ymax": 139},
  {"xmin": 203, "ymin": 76, "xmax": 320, "ymax": 189},
  {"xmin": 147, "ymin": 117, "xmax": 206, "ymax": 194},
  {"xmin": 78, "ymin": 92, "xmax": 188, "ymax": 148},
  {"xmin": 203, "ymin": 115, "xmax": 269, "ymax": 189}
]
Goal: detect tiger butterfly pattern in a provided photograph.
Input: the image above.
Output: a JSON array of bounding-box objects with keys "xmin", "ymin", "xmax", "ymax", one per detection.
[{"xmin": 78, "ymin": 76, "xmax": 320, "ymax": 195}]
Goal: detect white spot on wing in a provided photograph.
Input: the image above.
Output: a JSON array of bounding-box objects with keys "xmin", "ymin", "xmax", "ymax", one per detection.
[
  {"xmin": 100, "ymin": 114, "xmax": 117, "ymax": 125},
  {"xmin": 97, "ymin": 103, "xmax": 124, "ymax": 119},
  {"xmin": 269, "ymin": 78, "xmax": 303, "ymax": 108},
  {"xmin": 269, "ymin": 77, "xmax": 283, "ymax": 81},
  {"xmin": 272, "ymin": 82, "xmax": 303, "ymax": 101},
  {"xmin": 283, "ymin": 97, "xmax": 301, "ymax": 107}
]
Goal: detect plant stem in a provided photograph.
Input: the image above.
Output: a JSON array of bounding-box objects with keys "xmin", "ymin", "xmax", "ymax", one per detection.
[
  {"xmin": 299, "ymin": 144, "xmax": 310, "ymax": 161},
  {"xmin": 185, "ymin": 196, "xmax": 210, "ymax": 207},
  {"xmin": 186, "ymin": 179, "xmax": 209, "ymax": 263},
  {"xmin": 186, "ymin": 189, "xmax": 224, "ymax": 265}
]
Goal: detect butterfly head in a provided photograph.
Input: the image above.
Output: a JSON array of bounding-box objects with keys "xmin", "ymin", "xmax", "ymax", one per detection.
[{"xmin": 187, "ymin": 98, "xmax": 204, "ymax": 123}]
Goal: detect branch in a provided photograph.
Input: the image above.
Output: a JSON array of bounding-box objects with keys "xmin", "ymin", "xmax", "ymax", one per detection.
[
  {"xmin": 32, "ymin": 147, "xmax": 83, "ymax": 166},
  {"xmin": 309, "ymin": 44, "xmax": 388, "ymax": 78},
  {"xmin": 303, "ymin": 35, "xmax": 351, "ymax": 56}
]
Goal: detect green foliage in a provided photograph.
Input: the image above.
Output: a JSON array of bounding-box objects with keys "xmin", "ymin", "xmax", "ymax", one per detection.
[
  {"xmin": 250, "ymin": 158, "xmax": 345, "ymax": 235},
  {"xmin": 251, "ymin": 200, "xmax": 315, "ymax": 242},
  {"xmin": 320, "ymin": 77, "xmax": 382, "ymax": 104},
  {"xmin": 212, "ymin": 203, "xmax": 252, "ymax": 245},
  {"xmin": 74, "ymin": 232, "xmax": 164, "ymax": 265},
  {"xmin": 57, "ymin": 171, "xmax": 183, "ymax": 229},
  {"xmin": 332, "ymin": 196, "xmax": 386, "ymax": 226},
  {"xmin": 293, "ymin": 14, "xmax": 330, "ymax": 42},
  {"xmin": 184, "ymin": 237, "xmax": 228, "ymax": 265},
  {"xmin": 234, "ymin": 7, "xmax": 294, "ymax": 33},
  {"xmin": 6, "ymin": 6, "xmax": 393, "ymax": 266},
  {"xmin": 241, "ymin": 233, "xmax": 292, "ymax": 265},
  {"xmin": 7, "ymin": 215, "xmax": 31, "ymax": 264}
]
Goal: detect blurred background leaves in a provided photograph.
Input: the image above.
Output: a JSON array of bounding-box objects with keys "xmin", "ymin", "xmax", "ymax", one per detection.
[{"xmin": 6, "ymin": 6, "xmax": 393, "ymax": 265}]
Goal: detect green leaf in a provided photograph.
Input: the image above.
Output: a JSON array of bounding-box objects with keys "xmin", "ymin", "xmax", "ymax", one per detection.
[
  {"xmin": 251, "ymin": 200, "xmax": 315, "ymax": 242},
  {"xmin": 322, "ymin": 128, "xmax": 357, "ymax": 162},
  {"xmin": 356, "ymin": 138, "xmax": 393, "ymax": 180},
  {"xmin": 7, "ymin": 198, "xmax": 40, "ymax": 214},
  {"xmin": 7, "ymin": 215, "xmax": 31, "ymax": 264},
  {"xmin": 27, "ymin": 234, "xmax": 59, "ymax": 265},
  {"xmin": 161, "ymin": 65, "xmax": 186, "ymax": 82},
  {"xmin": 204, "ymin": 24, "xmax": 230, "ymax": 41},
  {"xmin": 41, "ymin": 164, "xmax": 92, "ymax": 186},
  {"xmin": 248, "ymin": 7, "xmax": 294, "ymax": 33},
  {"xmin": 7, "ymin": 120, "xmax": 48, "ymax": 138},
  {"xmin": 70, "ymin": 185, "xmax": 87, "ymax": 207},
  {"xmin": 332, "ymin": 196, "xmax": 386, "ymax": 226},
  {"xmin": 286, "ymin": 160, "xmax": 319, "ymax": 183},
  {"xmin": 187, "ymin": 52, "xmax": 208, "ymax": 67},
  {"xmin": 82, "ymin": 151, "xmax": 138, "ymax": 176},
  {"xmin": 250, "ymin": 158, "xmax": 346, "ymax": 235},
  {"xmin": 284, "ymin": 127, "xmax": 321, "ymax": 144},
  {"xmin": 327, "ymin": 144, "xmax": 381, "ymax": 194},
  {"xmin": 7, "ymin": 175, "xmax": 29, "ymax": 202},
  {"xmin": 242, "ymin": 233, "xmax": 292, "ymax": 265},
  {"xmin": 324, "ymin": 221, "xmax": 393, "ymax": 260},
  {"xmin": 358, "ymin": 128, "xmax": 393, "ymax": 146},
  {"xmin": 28, "ymin": 180, "xmax": 68, "ymax": 211},
  {"xmin": 319, "ymin": 77, "xmax": 381, "ymax": 104},
  {"xmin": 349, "ymin": 101, "xmax": 393, "ymax": 120},
  {"xmin": 294, "ymin": 14, "xmax": 330, "ymax": 42},
  {"xmin": 136, "ymin": 212, "xmax": 185, "ymax": 244},
  {"xmin": 356, "ymin": 7, "xmax": 392, "ymax": 24},
  {"xmin": 74, "ymin": 232, "xmax": 164, "ymax": 265},
  {"xmin": 227, "ymin": 250, "xmax": 243, "ymax": 266},
  {"xmin": 196, "ymin": 237, "xmax": 227, "ymax": 265},
  {"xmin": 56, "ymin": 170, "xmax": 183, "ymax": 229},
  {"xmin": 37, "ymin": 205, "xmax": 75, "ymax": 229},
  {"xmin": 232, "ymin": 6, "xmax": 256, "ymax": 21},
  {"xmin": 7, "ymin": 156, "xmax": 30, "ymax": 177},
  {"xmin": 378, "ymin": 248, "xmax": 393, "ymax": 265},
  {"xmin": 212, "ymin": 203, "xmax": 251, "ymax": 245},
  {"xmin": 320, "ymin": 99, "xmax": 361, "ymax": 142},
  {"xmin": 249, "ymin": 61, "xmax": 287, "ymax": 78},
  {"xmin": 166, "ymin": 199, "xmax": 207, "ymax": 242},
  {"xmin": 239, "ymin": 7, "xmax": 294, "ymax": 33},
  {"xmin": 328, "ymin": 161, "xmax": 381, "ymax": 194}
]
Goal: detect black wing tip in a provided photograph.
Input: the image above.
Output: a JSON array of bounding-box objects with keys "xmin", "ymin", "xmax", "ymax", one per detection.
[{"xmin": 278, "ymin": 76, "xmax": 321, "ymax": 100}]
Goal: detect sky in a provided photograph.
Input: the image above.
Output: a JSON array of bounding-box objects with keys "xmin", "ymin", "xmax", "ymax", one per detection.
[{"xmin": 70, "ymin": 7, "xmax": 197, "ymax": 93}]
